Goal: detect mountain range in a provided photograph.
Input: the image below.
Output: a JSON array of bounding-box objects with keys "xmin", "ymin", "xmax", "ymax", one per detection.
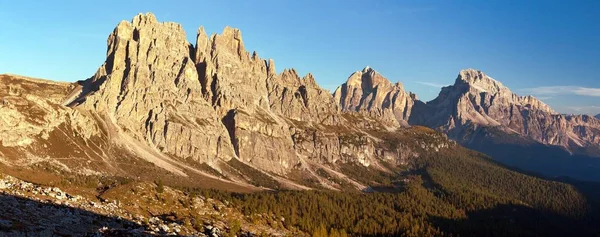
[
  {"xmin": 1, "ymin": 13, "xmax": 599, "ymax": 188},
  {"xmin": 2, "ymin": 12, "xmax": 600, "ymax": 236}
]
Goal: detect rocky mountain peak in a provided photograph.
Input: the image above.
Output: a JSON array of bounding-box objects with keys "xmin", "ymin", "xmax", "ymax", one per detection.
[
  {"xmin": 333, "ymin": 67, "xmax": 415, "ymax": 125},
  {"xmin": 267, "ymin": 58, "xmax": 276, "ymax": 77},
  {"xmin": 446, "ymin": 69, "xmax": 554, "ymax": 113},
  {"xmin": 281, "ymin": 68, "xmax": 299, "ymax": 80},
  {"xmin": 345, "ymin": 66, "xmax": 395, "ymax": 90},
  {"xmin": 302, "ymin": 73, "xmax": 317, "ymax": 87},
  {"xmin": 411, "ymin": 69, "xmax": 599, "ymax": 155},
  {"xmin": 455, "ymin": 68, "xmax": 507, "ymax": 94},
  {"xmin": 132, "ymin": 12, "xmax": 158, "ymax": 25},
  {"xmin": 211, "ymin": 26, "xmax": 246, "ymax": 59},
  {"xmin": 73, "ymin": 13, "xmax": 237, "ymax": 171}
]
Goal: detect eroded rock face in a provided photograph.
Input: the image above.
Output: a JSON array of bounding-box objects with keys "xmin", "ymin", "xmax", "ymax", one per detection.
[
  {"xmin": 194, "ymin": 25, "xmax": 297, "ymax": 173},
  {"xmin": 410, "ymin": 69, "xmax": 600, "ymax": 154},
  {"xmin": 192, "ymin": 24, "xmax": 401, "ymax": 175},
  {"xmin": 195, "ymin": 26, "xmax": 272, "ymax": 116},
  {"xmin": 333, "ymin": 67, "xmax": 416, "ymax": 126},
  {"xmin": 0, "ymin": 13, "xmax": 453, "ymax": 190},
  {"xmin": 63, "ymin": 13, "xmax": 419, "ymax": 182},
  {"xmin": 75, "ymin": 13, "xmax": 236, "ymax": 165}
]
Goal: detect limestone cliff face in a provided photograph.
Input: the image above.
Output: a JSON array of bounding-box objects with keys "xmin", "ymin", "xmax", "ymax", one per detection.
[
  {"xmin": 75, "ymin": 13, "xmax": 236, "ymax": 165},
  {"xmin": 58, "ymin": 13, "xmax": 421, "ymax": 186},
  {"xmin": 267, "ymin": 69, "xmax": 339, "ymax": 123},
  {"xmin": 410, "ymin": 69, "xmax": 600, "ymax": 154},
  {"xmin": 195, "ymin": 26, "xmax": 272, "ymax": 115},
  {"xmin": 193, "ymin": 25, "xmax": 295, "ymax": 173},
  {"xmin": 333, "ymin": 67, "xmax": 416, "ymax": 126},
  {"xmin": 0, "ymin": 13, "xmax": 456, "ymax": 190},
  {"xmin": 191, "ymin": 22, "xmax": 408, "ymax": 175}
]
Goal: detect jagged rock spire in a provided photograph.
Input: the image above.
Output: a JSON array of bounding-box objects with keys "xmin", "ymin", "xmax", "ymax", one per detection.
[
  {"xmin": 333, "ymin": 66, "xmax": 414, "ymax": 126},
  {"xmin": 77, "ymin": 12, "xmax": 237, "ymax": 168}
]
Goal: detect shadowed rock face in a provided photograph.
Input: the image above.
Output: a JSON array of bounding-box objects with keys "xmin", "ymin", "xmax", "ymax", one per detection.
[{"xmin": 333, "ymin": 67, "xmax": 417, "ymax": 127}]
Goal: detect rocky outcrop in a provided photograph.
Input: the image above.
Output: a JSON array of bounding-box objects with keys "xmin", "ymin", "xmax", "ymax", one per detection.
[
  {"xmin": 410, "ymin": 69, "xmax": 600, "ymax": 155},
  {"xmin": 74, "ymin": 13, "xmax": 236, "ymax": 166},
  {"xmin": 193, "ymin": 25, "xmax": 298, "ymax": 173},
  {"xmin": 190, "ymin": 20, "xmax": 407, "ymax": 176},
  {"xmin": 333, "ymin": 67, "xmax": 416, "ymax": 126},
  {"xmin": 0, "ymin": 74, "xmax": 99, "ymax": 147},
  {"xmin": 0, "ymin": 174, "xmax": 291, "ymax": 236}
]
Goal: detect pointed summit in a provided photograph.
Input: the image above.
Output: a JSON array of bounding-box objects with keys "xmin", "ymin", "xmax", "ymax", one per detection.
[
  {"xmin": 132, "ymin": 12, "xmax": 158, "ymax": 25},
  {"xmin": 412, "ymin": 68, "xmax": 568, "ymax": 146},
  {"xmin": 211, "ymin": 26, "xmax": 246, "ymax": 59},
  {"xmin": 333, "ymin": 67, "xmax": 415, "ymax": 125},
  {"xmin": 75, "ymin": 12, "xmax": 237, "ymax": 170},
  {"xmin": 455, "ymin": 68, "xmax": 507, "ymax": 94}
]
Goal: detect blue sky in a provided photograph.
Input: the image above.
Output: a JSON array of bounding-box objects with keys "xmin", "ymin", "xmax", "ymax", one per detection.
[{"xmin": 1, "ymin": 0, "xmax": 599, "ymax": 115}]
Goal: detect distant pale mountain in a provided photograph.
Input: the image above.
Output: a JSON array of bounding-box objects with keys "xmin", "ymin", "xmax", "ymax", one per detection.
[
  {"xmin": 336, "ymin": 68, "xmax": 600, "ymax": 181},
  {"xmin": 410, "ymin": 69, "xmax": 600, "ymax": 153},
  {"xmin": 596, "ymin": 114, "xmax": 600, "ymax": 119}
]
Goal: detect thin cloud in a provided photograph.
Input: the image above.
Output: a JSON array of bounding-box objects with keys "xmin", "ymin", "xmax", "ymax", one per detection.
[
  {"xmin": 520, "ymin": 86, "xmax": 600, "ymax": 97},
  {"xmin": 568, "ymin": 105, "xmax": 600, "ymax": 112},
  {"xmin": 535, "ymin": 96, "xmax": 553, "ymax": 100},
  {"xmin": 557, "ymin": 105, "xmax": 600, "ymax": 116},
  {"xmin": 416, "ymin": 81, "xmax": 448, "ymax": 88}
]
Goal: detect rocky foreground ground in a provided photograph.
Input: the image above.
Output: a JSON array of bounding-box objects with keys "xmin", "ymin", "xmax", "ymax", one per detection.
[{"xmin": 0, "ymin": 173, "xmax": 287, "ymax": 236}]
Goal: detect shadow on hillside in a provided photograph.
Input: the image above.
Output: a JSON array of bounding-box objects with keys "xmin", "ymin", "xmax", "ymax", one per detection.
[
  {"xmin": 429, "ymin": 204, "xmax": 598, "ymax": 237},
  {"xmin": 459, "ymin": 142, "xmax": 600, "ymax": 236},
  {"xmin": 466, "ymin": 141, "xmax": 600, "ymax": 182},
  {"xmin": 66, "ymin": 76, "xmax": 105, "ymax": 106},
  {"xmin": 0, "ymin": 193, "xmax": 166, "ymax": 236}
]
